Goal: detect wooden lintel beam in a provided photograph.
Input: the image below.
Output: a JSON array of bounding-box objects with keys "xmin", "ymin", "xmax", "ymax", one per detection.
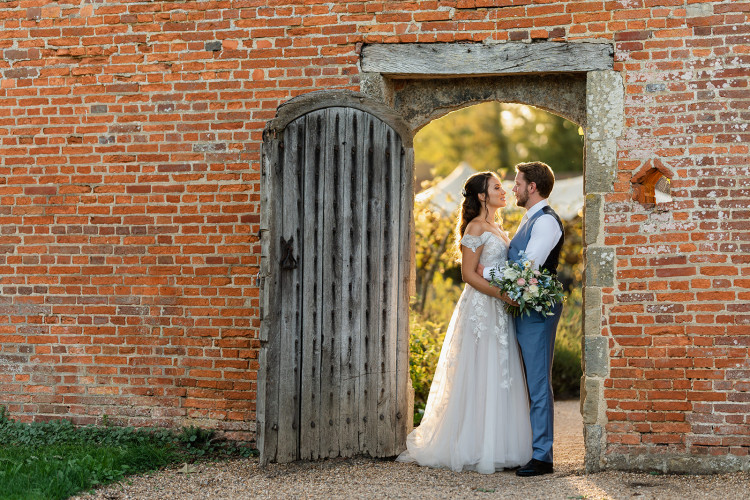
[{"xmin": 360, "ymin": 42, "xmax": 614, "ymax": 77}]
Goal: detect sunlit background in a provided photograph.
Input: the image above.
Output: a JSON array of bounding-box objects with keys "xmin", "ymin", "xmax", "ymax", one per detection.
[
  {"xmin": 409, "ymin": 103, "xmax": 585, "ymax": 426},
  {"xmin": 414, "ymin": 103, "xmax": 583, "ymax": 187}
]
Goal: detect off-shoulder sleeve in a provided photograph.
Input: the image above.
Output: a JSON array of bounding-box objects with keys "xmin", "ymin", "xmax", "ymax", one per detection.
[{"xmin": 460, "ymin": 233, "xmax": 487, "ymax": 252}]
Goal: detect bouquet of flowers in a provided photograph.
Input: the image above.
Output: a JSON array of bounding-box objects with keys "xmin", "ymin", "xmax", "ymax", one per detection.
[{"xmin": 488, "ymin": 251, "xmax": 566, "ymax": 318}]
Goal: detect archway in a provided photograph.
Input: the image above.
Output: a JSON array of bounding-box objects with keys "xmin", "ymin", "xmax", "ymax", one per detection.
[{"xmin": 360, "ymin": 43, "xmax": 621, "ymax": 472}]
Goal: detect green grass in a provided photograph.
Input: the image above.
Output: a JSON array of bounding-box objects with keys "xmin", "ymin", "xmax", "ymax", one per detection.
[
  {"xmin": 0, "ymin": 408, "xmax": 256, "ymax": 500},
  {"xmin": 0, "ymin": 442, "xmax": 175, "ymax": 500}
]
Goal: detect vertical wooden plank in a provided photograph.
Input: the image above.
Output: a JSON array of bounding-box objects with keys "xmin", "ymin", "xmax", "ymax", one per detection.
[
  {"xmin": 320, "ymin": 108, "xmax": 342, "ymax": 458},
  {"xmin": 359, "ymin": 113, "xmax": 385, "ymax": 457},
  {"xmin": 258, "ymin": 133, "xmax": 283, "ymax": 464},
  {"xmin": 376, "ymin": 126, "xmax": 401, "ymax": 456},
  {"xmin": 339, "ymin": 108, "xmax": 361, "ymax": 457},
  {"xmin": 300, "ymin": 110, "xmax": 326, "ymax": 460},
  {"xmin": 395, "ymin": 145, "xmax": 415, "ymax": 451},
  {"xmin": 275, "ymin": 118, "xmax": 304, "ymax": 463}
]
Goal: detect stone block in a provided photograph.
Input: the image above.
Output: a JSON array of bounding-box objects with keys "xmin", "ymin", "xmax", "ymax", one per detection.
[
  {"xmin": 583, "ymin": 286, "xmax": 602, "ymax": 337},
  {"xmin": 584, "ymin": 424, "xmax": 603, "ymax": 472},
  {"xmin": 585, "ymin": 247, "xmax": 615, "ymax": 287},
  {"xmin": 583, "ymin": 286, "xmax": 602, "ymax": 336},
  {"xmin": 605, "ymin": 452, "xmax": 750, "ymax": 474},
  {"xmin": 205, "ymin": 41, "xmax": 222, "ymax": 52},
  {"xmin": 585, "ymin": 70, "xmax": 623, "ymax": 141},
  {"xmin": 580, "ymin": 376, "xmax": 601, "ymax": 424},
  {"xmin": 583, "ymin": 193, "xmax": 601, "ymax": 246},
  {"xmin": 584, "ymin": 139, "xmax": 617, "ymax": 193},
  {"xmin": 390, "ymin": 74, "xmax": 586, "ymax": 131},
  {"xmin": 584, "ymin": 337, "xmax": 608, "ymax": 378},
  {"xmin": 686, "ymin": 3, "xmax": 713, "ymax": 17},
  {"xmin": 359, "ymin": 72, "xmax": 392, "ymax": 106}
]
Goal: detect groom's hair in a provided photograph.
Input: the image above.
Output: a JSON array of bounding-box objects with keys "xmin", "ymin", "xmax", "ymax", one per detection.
[{"xmin": 516, "ymin": 161, "xmax": 555, "ymax": 198}]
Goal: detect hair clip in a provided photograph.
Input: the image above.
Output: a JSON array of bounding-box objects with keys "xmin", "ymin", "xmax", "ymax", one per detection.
[{"xmin": 461, "ymin": 189, "xmax": 468, "ymax": 197}]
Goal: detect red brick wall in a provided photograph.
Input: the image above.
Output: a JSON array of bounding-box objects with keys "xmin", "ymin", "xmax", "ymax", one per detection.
[{"xmin": 0, "ymin": 0, "xmax": 747, "ymax": 459}]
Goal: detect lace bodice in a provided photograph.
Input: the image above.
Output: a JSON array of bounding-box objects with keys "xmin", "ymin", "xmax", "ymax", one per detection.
[{"xmin": 460, "ymin": 231, "xmax": 508, "ymax": 267}]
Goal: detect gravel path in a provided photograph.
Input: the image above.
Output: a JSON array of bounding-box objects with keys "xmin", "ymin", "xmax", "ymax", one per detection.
[{"xmin": 75, "ymin": 400, "xmax": 750, "ymax": 499}]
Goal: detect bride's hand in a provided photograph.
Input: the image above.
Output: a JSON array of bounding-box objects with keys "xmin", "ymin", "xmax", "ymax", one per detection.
[
  {"xmin": 476, "ymin": 263, "xmax": 485, "ymax": 275},
  {"xmin": 500, "ymin": 293, "xmax": 519, "ymax": 307}
]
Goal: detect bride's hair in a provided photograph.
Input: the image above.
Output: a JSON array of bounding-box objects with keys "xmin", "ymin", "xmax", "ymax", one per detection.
[{"xmin": 455, "ymin": 171, "xmax": 500, "ymax": 257}]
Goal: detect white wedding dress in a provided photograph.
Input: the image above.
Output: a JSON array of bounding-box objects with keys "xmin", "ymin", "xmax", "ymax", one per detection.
[{"xmin": 397, "ymin": 231, "xmax": 532, "ymax": 474}]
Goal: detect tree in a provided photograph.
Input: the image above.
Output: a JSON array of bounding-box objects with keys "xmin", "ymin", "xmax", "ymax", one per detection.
[{"xmin": 414, "ymin": 102, "xmax": 583, "ymax": 185}]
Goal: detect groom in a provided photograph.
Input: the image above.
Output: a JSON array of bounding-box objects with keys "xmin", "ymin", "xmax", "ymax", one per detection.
[{"xmin": 480, "ymin": 161, "xmax": 564, "ymax": 477}]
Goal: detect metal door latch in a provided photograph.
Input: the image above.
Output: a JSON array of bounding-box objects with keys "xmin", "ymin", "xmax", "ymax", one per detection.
[{"xmin": 280, "ymin": 236, "xmax": 298, "ymax": 270}]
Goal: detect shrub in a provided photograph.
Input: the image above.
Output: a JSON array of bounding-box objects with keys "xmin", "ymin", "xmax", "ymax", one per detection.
[
  {"xmin": 0, "ymin": 411, "xmax": 178, "ymax": 500},
  {"xmin": 552, "ymin": 286, "xmax": 583, "ymax": 399},
  {"xmin": 0, "ymin": 408, "xmax": 256, "ymax": 500},
  {"xmin": 409, "ymin": 311, "xmax": 447, "ymax": 426}
]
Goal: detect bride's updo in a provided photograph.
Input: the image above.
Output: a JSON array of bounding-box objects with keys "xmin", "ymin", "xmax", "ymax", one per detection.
[{"xmin": 455, "ymin": 171, "xmax": 498, "ymax": 256}]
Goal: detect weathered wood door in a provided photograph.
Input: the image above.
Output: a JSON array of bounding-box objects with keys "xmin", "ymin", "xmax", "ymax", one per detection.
[{"xmin": 259, "ymin": 92, "xmax": 414, "ymax": 464}]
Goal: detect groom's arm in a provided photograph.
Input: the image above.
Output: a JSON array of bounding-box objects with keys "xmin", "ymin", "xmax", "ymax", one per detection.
[
  {"xmin": 479, "ymin": 214, "xmax": 562, "ymax": 279},
  {"xmin": 525, "ymin": 214, "xmax": 562, "ymax": 270},
  {"xmin": 480, "ymin": 264, "xmax": 503, "ymax": 281}
]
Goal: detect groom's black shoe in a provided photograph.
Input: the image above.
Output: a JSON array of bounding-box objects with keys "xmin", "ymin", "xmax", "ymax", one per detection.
[{"xmin": 515, "ymin": 459, "xmax": 553, "ymax": 477}]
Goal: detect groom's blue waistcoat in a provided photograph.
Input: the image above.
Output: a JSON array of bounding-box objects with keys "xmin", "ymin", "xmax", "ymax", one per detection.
[
  {"xmin": 508, "ymin": 205, "xmax": 564, "ymax": 274},
  {"xmin": 509, "ymin": 204, "xmax": 564, "ymax": 463}
]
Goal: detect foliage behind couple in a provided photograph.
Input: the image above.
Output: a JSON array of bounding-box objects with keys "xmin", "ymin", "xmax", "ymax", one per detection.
[{"xmin": 410, "ymin": 199, "xmax": 583, "ymax": 425}]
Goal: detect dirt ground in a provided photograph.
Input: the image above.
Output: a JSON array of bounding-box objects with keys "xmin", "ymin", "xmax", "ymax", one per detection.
[{"xmin": 75, "ymin": 400, "xmax": 750, "ymax": 500}]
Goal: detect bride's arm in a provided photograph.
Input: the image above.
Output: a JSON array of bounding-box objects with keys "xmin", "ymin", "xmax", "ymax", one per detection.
[{"xmin": 461, "ymin": 245, "xmax": 514, "ymax": 304}]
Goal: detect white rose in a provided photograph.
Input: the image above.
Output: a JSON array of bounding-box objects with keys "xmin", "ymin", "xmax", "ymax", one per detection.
[{"xmin": 528, "ymin": 284, "xmax": 539, "ymax": 296}]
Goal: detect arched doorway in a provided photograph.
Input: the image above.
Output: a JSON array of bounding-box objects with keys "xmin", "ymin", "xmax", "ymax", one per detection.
[{"xmin": 360, "ymin": 46, "xmax": 621, "ymax": 471}]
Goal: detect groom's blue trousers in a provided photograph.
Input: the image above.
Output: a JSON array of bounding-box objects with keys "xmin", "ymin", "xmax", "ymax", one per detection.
[{"xmin": 515, "ymin": 302, "xmax": 563, "ymax": 463}]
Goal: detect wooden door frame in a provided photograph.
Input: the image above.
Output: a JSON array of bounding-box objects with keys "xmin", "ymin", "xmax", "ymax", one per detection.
[{"xmin": 258, "ymin": 90, "xmax": 415, "ymax": 465}]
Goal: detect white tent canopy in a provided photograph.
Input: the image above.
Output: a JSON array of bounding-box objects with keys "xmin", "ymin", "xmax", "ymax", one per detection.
[{"xmin": 416, "ymin": 162, "xmax": 585, "ymax": 220}]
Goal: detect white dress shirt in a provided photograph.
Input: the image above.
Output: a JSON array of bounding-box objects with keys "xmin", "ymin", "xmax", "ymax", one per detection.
[{"xmin": 483, "ymin": 200, "xmax": 563, "ymax": 279}]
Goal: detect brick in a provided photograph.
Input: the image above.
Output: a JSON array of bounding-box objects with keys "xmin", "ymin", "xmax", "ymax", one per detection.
[{"xmin": 0, "ymin": 0, "xmax": 745, "ymax": 464}]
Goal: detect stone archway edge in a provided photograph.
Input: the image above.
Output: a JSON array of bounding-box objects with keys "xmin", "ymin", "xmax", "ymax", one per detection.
[{"xmin": 360, "ymin": 42, "xmax": 614, "ymax": 77}]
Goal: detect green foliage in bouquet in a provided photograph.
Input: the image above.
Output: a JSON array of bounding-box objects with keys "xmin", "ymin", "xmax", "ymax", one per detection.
[{"xmin": 488, "ymin": 252, "xmax": 566, "ymax": 318}]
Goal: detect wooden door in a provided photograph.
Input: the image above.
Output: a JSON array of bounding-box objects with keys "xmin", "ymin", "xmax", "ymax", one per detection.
[{"xmin": 259, "ymin": 93, "xmax": 413, "ymax": 464}]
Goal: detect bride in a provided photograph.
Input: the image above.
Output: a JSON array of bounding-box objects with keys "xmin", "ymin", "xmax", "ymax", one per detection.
[{"xmin": 397, "ymin": 171, "xmax": 532, "ymax": 474}]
